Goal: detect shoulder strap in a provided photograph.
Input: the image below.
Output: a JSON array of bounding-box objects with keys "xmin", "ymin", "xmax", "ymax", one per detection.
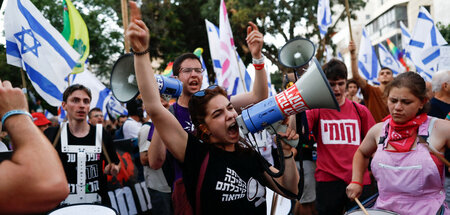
[
  {"xmin": 378, "ymin": 120, "xmax": 390, "ymax": 145},
  {"xmin": 195, "ymin": 152, "xmax": 209, "ymax": 215},
  {"xmin": 52, "ymin": 125, "xmax": 63, "ymax": 147},
  {"xmin": 352, "ymin": 102, "xmax": 364, "ymax": 140}
]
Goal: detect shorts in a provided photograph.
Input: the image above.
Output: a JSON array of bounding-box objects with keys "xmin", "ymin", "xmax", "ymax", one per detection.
[{"xmin": 296, "ymin": 160, "xmax": 316, "ymax": 203}]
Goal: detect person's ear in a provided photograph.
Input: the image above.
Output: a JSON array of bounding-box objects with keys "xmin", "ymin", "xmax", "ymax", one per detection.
[
  {"xmin": 61, "ymin": 101, "xmax": 67, "ymax": 111},
  {"xmin": 199, "ymin": 124, "xmax": 210, "ymax": 135}
]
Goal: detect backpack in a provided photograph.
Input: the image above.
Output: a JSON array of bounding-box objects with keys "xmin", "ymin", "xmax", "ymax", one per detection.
[{"xmin": 167, "ymin": 104, "xmax": 211, "ymax": 214}]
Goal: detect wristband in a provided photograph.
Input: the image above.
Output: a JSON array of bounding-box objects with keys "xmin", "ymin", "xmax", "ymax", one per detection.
[
  {"xmin": 1, "ymin": 110, "xmax": 33, "ymax": 127},
  {"xmin": 132, "ymin": 48, "xmax": 150, "ymax": 56},
  {"xmin": 284, "ymin": 152, "xmax": 294, "ymax": 159},
  {"xmin": 446, "ymin": 113, "xmax": 450, "ymax": 120},
  {"xmin": 252, "ymin": 55, "xmax": 265, "ymax": 64},
  {"xmin": 253, "ymin": 63, "xmax": 265, "ymax": 70},
  {"xmin": 350, "ymin": 181, "xmax": 363, "ymax": 187}
]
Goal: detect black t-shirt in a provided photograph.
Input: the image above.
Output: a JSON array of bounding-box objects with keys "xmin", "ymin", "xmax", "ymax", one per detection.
[
  {"xmin": 183, "ymin": 134, "xmax": 268, "ymax": 215},
  {"xmin": 44, "ymin": 124, "xmax": 120, "ymax": 203}
]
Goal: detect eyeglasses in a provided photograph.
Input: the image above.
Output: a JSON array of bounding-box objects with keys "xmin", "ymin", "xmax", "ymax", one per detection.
[
  {"xmin": 193, "ymin": 85, "xmax": 219, "ymax": 98},
  {"xmin": 180, "ymin": 67, "xmax": 205, "ymax": 74}
]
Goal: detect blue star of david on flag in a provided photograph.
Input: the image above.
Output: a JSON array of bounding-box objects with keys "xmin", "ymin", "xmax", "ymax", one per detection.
[
  {"xmin": 14, "ymin": 26, "xmax": 41, "ymax": 57},
  {"xmin": 383, "ymin": 57, "xmax": 393, "ymax": 66}
]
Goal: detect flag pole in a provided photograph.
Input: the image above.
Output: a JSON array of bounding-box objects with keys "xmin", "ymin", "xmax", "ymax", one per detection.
[
  {"xmin": 233, "ymin": 48, "xmax": 248, "ymax": 93},
  {"xmin": 20, "ymin": 68, "xmax": 27, "ymax": 90},
  {"xmin": 344, "ymin": 0, "xmax": 353, "ymax": 41},
  {"xmin": 121, "ymin": 0, "xmax": 130, "ymax": 53}
]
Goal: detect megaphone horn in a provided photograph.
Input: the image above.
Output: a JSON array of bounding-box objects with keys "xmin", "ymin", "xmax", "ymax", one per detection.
[
  {"xmin": 278, "ymin": 37, "xmax": 315, "ymax": 69},
  {"xmin": 236, "ymin": 58, "xmax": 340, "ymax": 137},
  {"xmin": 110, "ymin": 54, "xmax": 183, "ymax": 103}
]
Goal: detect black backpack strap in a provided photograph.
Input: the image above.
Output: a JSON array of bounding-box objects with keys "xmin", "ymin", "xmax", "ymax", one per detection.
[
  {"xmin": 351, "ymin": 102, "xmax": 364, "ymax": 140},
  {"xmin": 195, "ymin": 152, "xmax": 209, "ymax": 215}
]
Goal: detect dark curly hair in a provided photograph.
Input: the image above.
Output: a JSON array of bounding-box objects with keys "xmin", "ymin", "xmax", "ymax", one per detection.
[{"xmin": 188, "ymin": 86, "xmax": 253, "ymax": 152}]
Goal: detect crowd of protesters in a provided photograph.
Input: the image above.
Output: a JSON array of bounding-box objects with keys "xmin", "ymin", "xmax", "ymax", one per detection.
[{"xmin": 0, "ymin": 1, "xmax": 449, "ymax": 215}]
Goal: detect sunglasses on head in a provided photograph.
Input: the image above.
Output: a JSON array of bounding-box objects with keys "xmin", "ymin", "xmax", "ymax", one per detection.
[{"xmin": 193, "ymin": 85, "xmax": 219, "ymax": 98}]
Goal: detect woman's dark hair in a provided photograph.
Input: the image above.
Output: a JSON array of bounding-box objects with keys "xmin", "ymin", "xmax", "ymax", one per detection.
[
  {"xmin": 384, "ymin": 71, "xmax": 430, "ymax": 115},
  {"xmin": 172, "ymin": 53, "xmax": 202, "ymax": 76},
  {"xmin": 188, "ymin": 86, "xmax": 252, "ymax": 152},
  {"xmin": 322, "ymin": 59, "xmax": 348, "ymax": 81}
]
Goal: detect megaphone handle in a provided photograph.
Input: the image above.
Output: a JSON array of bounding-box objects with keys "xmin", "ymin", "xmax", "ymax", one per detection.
[{"xmin": 265, "ymin": 121, "xmax": 298, "ymax": 148}]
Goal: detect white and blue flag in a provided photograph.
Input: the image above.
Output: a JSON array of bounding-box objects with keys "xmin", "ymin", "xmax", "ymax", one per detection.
[
  {"xmin": 317, "ymin": 0, "xmax": 332, "ymax": 37},
  {"xmin": 106, "ymin": 96, "xmax": 128, "ymax": 119},
  {"xmin": 358, "ymin": 28, "xmax": 380, "ymax": 84},
  {"xmin": 378, "ymin": 43, "xmax": 404, "ymax": 75},
  {"xmin": 407, "ymin": 7, "xmax": 447, "ymax": 81},
  {"xmin": 400, "ymin": 21, "xmax": 411, "ymax": 53},
  {"xmin": 4, "ymin": 0, "xmax": 80, "ymax": 106},
  {"xmin": 205, "ymin": 19, "xmax": 252, "ymax": 95}
]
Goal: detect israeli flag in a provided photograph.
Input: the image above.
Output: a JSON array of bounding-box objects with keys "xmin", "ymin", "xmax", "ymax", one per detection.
[
  {"xmin": 106, "ymin": 96, "xmax": 128, "ymax": 119},
  {"xmin": 358, "ymin": 28, "xmax": 380, "ymax": 84},
  {"xmin": 407, "ymin": 6, "xmax": 447, "ymax": 80},
  {"xmin": 378, "ymin": 43, "xmax": 404, "ymax": 75},
  {"xmin": 4, "ymin": 0, "xmax": 80, "ymax": 106},
  {"xmin": 317, "ymin": 0, "xmax": 332, "ymax": 37},
  {"xmin": 400, "ymin": 21, "xmax": 411, "ymax": 52}
]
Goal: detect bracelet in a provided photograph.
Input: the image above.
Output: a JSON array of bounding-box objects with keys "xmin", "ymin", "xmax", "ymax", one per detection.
[
  {"xmin": 252, "ymin": 55, "xmax": 265, "ymax": 64},
  {"xmin": 284, "ymin": 152, "xmax": 294, "ymax": 159},
  {"xmin": 132, "ymin": 48, "xmax": 150, "ymax": 56},
  {"xmin": 253, "ymin": 63, "xmax": 265, "ymax": 70},
  {"xmin": 1, "ymin": 110, "xmax": 33, "ymax": 127},
  {"xmin": 350, "ymin": 181, "xmax": 363, "ymax": 187}
]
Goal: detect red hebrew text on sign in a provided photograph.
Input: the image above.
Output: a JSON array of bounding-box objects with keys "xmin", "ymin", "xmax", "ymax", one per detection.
[{"xmin": 275, "ymin": 85, "xmax": 309, "ymax": 116}]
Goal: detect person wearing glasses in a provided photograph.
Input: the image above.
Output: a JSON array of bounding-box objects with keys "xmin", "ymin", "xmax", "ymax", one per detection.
[
  {"xmin": 126, "ymin": 1, "xmax": 299, "ymax": 214},
  {"xmin": 88, "ymin": 107, "xmax": 104, "ymax": 125}
]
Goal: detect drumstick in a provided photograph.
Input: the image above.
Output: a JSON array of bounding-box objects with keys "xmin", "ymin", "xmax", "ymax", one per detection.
[{"xmin": 355, "ymin": 197, "xmax": 369, "ymax": 215}]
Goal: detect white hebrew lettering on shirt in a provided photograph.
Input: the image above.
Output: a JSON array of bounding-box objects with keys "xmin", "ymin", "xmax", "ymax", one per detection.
[
  {"xmin": 86, "ymin": 164, "xmax": 99, "ymax": 180},
  {"xmin": 86, "ymin": 153, "xmax": 100, "ymax": 162},
  {"xmin": 67, "ymin": 153, "xmax": 76, "ymax": 163},
  {"xmin": 216, "ymin": 167, "xmax": 248, "ymax": 202},
  {"xmin": 320, "ymin": 119, "xmax": 360, "ymax": 145}
]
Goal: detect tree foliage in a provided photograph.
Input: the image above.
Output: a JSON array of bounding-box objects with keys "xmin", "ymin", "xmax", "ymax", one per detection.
[
  {"xmin": 1, "ymin": 0, "xmax": 366, "ymax": 93},
  {"xmin": 437, "ymin": 22, "xmax": 450, "ymax": 43}
]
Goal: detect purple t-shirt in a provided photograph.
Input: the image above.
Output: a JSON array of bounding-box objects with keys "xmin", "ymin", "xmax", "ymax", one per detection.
[{"xmin": 172, "ymin": 102, "xmax": 194, "ymax": 133}]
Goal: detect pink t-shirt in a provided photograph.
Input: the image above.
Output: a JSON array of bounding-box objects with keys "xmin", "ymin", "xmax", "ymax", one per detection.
[{"xmin": 306, "ymin": 99, "xmax": 375, "ymax": 184}]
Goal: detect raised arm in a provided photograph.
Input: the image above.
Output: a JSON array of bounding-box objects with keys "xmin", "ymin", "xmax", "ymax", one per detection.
[
  {"xmin": 230, "ymin": 22, "xmax": 268, "ymax": 112},
  {"xmin": 127, "ymin": 1, "xmax": 187, "ymax": 162},
  {"xmin": 346, "ymin": 122, "xmax": 381, "ymax": 200},
  {"xmin": 349, "ymin": 40, "xmax": 367, "ymax": 89},
  {"xmin": 0, "ymin": 80, "xmax": 68, "ymax": 213}
]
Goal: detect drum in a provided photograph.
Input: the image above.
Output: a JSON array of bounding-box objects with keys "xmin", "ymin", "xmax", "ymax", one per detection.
[
  {"xmin": 48, "ymin": 204, "xmax": 118, "ymax": 215},
  {"xmin": 345, "ymin": 209, "xmax": 400, "ymax": 215}
]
